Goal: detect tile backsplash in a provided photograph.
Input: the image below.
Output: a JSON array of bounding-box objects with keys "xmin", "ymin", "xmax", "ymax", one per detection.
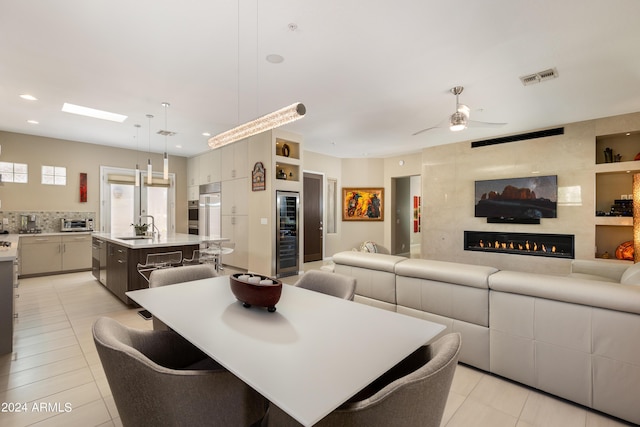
[{"xmin": 0, "ymin": 211, "xmax": 96, "ymax": 234}]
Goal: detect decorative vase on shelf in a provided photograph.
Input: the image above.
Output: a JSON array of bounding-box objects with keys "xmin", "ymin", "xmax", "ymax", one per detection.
[
  {"xmin": 277, "ymin": 169, "xmax": 287, "ymax": 180},
  {"xmin": 604, "ymin": 147, "xmax": 613, "ymax": 163}
]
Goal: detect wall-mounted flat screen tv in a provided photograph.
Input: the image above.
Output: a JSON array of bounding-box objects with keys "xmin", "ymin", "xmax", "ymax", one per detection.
[{"xmin": 475, "ymin": 175, "xmax": 557, "ymax": 219}]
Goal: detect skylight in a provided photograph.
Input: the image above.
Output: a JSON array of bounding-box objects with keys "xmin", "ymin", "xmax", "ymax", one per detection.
[{"xmin": 61, "ymin": 103, "xmax": 127, "ymax": 123}]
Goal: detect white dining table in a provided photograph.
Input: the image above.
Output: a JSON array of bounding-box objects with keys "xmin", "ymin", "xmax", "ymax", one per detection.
[{"xmin": 126, "ymin": 276, "xmax": 445, "ymax": 426}]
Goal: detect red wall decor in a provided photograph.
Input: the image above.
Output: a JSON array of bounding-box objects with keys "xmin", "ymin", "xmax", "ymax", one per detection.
[
  {"xmin": 80, "ymin": 172, "xmax": 87, "ymax": 202},
  {"xmin": 413, "ymin": 196, "xmax": 421, "ymax": 232}
]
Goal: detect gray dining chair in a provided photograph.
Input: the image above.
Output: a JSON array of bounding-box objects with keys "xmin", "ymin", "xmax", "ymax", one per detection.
[
  {"xmin": 262, "ymin": 332, "xmax": 461, "ymax": 427},
  {"xmin": 148, "ymin": 263, "xmax": 217, "ymax": 330},
  {"xmin": 93, "ymin": 317, "xmax": 267, "ymax": 427},
  {"xmin": 293, "ymin": 270, "xmax": 357, "ymax": 301}
]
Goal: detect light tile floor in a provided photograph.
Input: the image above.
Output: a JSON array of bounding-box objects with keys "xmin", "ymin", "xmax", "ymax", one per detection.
[{"xmin": 0, "ymin": 268, "xmax": 635, "ymax": 427}]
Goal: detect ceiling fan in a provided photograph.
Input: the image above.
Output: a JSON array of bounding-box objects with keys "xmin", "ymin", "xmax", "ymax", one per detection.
[{"xmin": 412, "ymin": 86, "xmax": 507, "ymax": 136}]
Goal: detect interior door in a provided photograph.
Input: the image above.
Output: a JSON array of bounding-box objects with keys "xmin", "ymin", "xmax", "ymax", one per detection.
[{"xmin": 303, "ymin": 173, "xmax": 323, "ymax": 262}]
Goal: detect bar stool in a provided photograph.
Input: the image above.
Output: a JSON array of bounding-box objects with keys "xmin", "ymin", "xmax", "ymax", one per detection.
[
  {"xmin": 137, "ymin": 251, "xmax": 183, "ymax": 283},
  {"xmin": 201, "ymin": 242, "xmax": 235, "ymax": 273},
  {"xmin": 136, "ymin": 251, "xmax": 183, "ymax": 320}
]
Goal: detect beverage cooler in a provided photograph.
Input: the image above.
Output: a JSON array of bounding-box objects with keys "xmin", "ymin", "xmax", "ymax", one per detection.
[{"xmin": 276, "ymin": 191, "xmax": 299, "ymax": 277}]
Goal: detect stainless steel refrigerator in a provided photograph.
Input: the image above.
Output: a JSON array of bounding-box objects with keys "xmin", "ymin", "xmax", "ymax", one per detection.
[
  {"xmin": 199, "ymin": 183, "xmax": 221, "ymax": 238},
  {"xmin": 276, "ymin": 191, "xmax": 300, "ymax": 277}
]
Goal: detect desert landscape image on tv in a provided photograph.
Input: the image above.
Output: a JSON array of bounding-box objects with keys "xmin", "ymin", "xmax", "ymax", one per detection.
[{"xmin": 475, "ymin": 175, "xmax": 557, "ymax": 219}]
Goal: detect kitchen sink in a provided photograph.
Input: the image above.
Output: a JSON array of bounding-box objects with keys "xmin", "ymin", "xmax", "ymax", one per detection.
[{"xmin": 116, "ymin": 236, "xmax": 153, "ymax": 240}]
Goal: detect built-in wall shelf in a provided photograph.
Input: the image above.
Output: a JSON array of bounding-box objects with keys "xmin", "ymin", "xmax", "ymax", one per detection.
[
  {"xmin": 595, "ymin": 132, "xmax": 640, "ymax": 164},
  {"xmin": 595, "ymin": 216, "xmax": 632, "ymax": 226},
  {"xmin": 275, "ymin": 139, "xmax": 300, "ymax": 160},
  {"xmin": 274, "ymin": 138, "xmax": 301, "ymax": 183},
  {"xmin": 275, "ymin": 163, "xmax": 300, "ymax": 182},
  {"xmin": 594, "ymin": 161, "xmax": 640, "ymax": 175},
  {"xmin": 594, "ymin": 131, "xmax": 640, "ymax": 260}
]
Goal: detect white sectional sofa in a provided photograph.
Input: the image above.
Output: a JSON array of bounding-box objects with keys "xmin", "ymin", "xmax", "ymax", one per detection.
[{"xmin": 331, "ymin": 251, "xmax": 640, "ymax": 425}]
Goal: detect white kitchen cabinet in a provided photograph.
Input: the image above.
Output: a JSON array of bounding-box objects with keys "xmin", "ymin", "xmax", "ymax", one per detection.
[
  {"xmin": 221, "ymin": 214, "xmax": 248, "ymax": 269},
  {"xmin": 221, "ymin": 139, "xmax": 248, "ymax": 180},
  {"xmin": 221, "ymin": 178, "xmax": 249, "ymax": 216},
  {"xmin": 187, "ymin": 156, "xmax": 199, "ymax": 187},
  {"xmin": 20, "ymin": 236, "xmax": 62, "ymax": 275},
  {"xmin": 20, "ymin": 234, "xmax": 92, "ymax": 276},
  {"xmin": 199, "ymin": 149, "xmax": 221, "ymax": 184},
  {"xmin": 187, "ymin": 185, "xmax": 199, "ymax": 201},
  {"xmin": 61, "ymin": 234, "xmax": 93, "ymax": 271}
]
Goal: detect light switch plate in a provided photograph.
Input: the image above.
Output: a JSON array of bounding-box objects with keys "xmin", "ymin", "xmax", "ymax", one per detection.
[
  {"xmin": 260, "ymin": 218, "xmax": 267, "ymax": 225},
  {"xmin": 2, "ymin": 218, "xmax": 7, "ymax": 225}
]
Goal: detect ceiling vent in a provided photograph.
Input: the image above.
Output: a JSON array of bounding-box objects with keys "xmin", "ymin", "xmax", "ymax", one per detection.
[
  {"xmin": 157, "ymin": 130, "xmax": 176, "ymax": 136},
  {"xmin": 519, "ymin": 68, "xmax": 559, "ymax": 86}
]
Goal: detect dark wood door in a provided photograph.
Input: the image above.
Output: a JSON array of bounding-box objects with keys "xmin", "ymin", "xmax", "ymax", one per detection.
[{"xmin": 303, "ymin": 173, "xmax": 323, "ymax": 262}]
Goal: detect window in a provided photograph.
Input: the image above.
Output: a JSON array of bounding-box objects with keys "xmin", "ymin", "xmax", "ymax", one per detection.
[
  {"xmin": 327, "ymin": 178, "xmax": 338, "ymax": 234},
  {"xmin": 100, "ymin": 166, "xmax": 176, "ymax": 236},
  {"xmin": 42, "ymin": 165, "xmax": 67, "ymax": 185},
  {"xmin": 0, "ymin": 161, "xmax": 28, "ymax": 183}
]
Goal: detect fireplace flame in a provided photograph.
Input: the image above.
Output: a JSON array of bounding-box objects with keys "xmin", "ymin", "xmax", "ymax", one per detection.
[{"xmin": 477, "ymin": 239, "xmax": 558, "ymax": 254}]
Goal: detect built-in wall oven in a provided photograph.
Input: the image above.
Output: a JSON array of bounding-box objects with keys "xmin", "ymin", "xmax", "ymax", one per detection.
[{"xmin": 188, "ymin": 200, "xmax": 199, "ymax": 235}]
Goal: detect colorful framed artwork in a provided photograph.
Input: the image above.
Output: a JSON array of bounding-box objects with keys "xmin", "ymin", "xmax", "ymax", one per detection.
[{"xmin": 342, "ymin": 187, "xmax": 384, "ymax": 221}]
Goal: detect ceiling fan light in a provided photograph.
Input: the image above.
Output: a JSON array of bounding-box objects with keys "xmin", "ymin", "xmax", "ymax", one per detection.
[{"xmin": 449, "ymin": 112, "xmax": 467, "ymax": 131}]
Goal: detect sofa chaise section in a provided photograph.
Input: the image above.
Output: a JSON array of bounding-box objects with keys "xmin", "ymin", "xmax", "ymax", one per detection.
[{"xmin": 488, "ymin": 270, "xmax": 640, "ymax": 425}]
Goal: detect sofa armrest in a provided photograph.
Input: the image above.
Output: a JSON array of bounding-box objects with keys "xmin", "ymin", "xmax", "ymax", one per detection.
[{"xmin": 570, "ymin": 260, "xmax": 628, "ymax": 282}]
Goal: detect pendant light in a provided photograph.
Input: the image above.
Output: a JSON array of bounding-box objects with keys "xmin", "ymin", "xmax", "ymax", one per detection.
[
  {"xmin": 161, "ymin": 102, "xmax": 170, "ymax": 179},
  {"xmin": 146, "ymin": 114, "xmax": 153, "ymax": 185},
  {"xmin": 208, "ymin": 103, "xmax": 306, "ymax": 148},
  {"xmin": 134, "ymin": 124, "xmax": 141, "ymax": 187}
]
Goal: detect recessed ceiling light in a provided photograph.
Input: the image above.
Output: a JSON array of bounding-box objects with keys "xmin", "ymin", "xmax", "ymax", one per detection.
[
  {"xmin": 61, "ymin": 103, "xmax": 127, "ymax": 123},
  {"xmin": 266, "ymin": 54, "xmax": 284, "ymax": 64},
  {"xmin": 20, "ymin": 94, "xmax": 38, "ymax": 101},
  {"xmin": 202, "ymin": 132, "xmax": 211, "ymax": 137},
  {"xmin": 26, "ymin": 119, "xmax": 39, "ymax": 124},
  {"xmin": 175, "ymin": 144, "xmax": 182, "ymax": 149}
]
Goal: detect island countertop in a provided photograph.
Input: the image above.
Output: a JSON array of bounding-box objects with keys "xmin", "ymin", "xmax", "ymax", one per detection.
[
  {"xmin": 92, "ymin": 232, "xmax": 228, "ymax": 249},
  {"xmin": 0, "ymin": 234, "xmax": 19, "ymax": 262}
]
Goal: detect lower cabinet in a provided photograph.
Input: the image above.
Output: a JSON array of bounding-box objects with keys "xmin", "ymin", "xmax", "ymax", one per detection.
[
  {"xmin": 0, "ymin": 260, "xmax": 14, "ymax": 355},
  {"xmin": 62, "ymin": 234, "xmax": 93, "ymax": 271},
  {"xmin": 104, "ymin": 242, "xmax": 199, "ymax": 305},
  {"xmin": 20, "ymin": 234, "xmax": 92, "ymax": 277},
  {"xmin": 19, "ymin": 236, "xmax": 61, "ymax": 276},
  {"xmin": 107, "ymin": 242, "xmax": 129, "ymax": 303}
]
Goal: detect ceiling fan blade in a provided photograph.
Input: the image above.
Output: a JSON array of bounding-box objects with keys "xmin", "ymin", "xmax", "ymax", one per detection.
[
  {"xmin": 467, "ymin": 120, "xmax": 507, "ymax": 128},
  {"xmin": 412, "ymin": 126, "xmax": 439, "ymax": 136},
  {"xmin": 412, "ymin": 118, "xmax": 449, "ymax": 136}
]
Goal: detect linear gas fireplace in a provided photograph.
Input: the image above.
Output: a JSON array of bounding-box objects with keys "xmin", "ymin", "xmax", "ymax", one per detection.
[{"xmin": 464, "ymin": 231, "xmax": 574, "ymax": 259}]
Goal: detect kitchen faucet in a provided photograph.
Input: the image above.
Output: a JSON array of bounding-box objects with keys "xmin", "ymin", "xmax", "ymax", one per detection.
[{"xmin": 139, "ymin": 215, "xmax": 160, "ymax": 239}]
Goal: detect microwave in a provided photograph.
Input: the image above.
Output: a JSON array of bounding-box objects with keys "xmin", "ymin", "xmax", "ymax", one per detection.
[{"xmin": 61, "ymin": 218, "xmax": 94, "ymax": 232}]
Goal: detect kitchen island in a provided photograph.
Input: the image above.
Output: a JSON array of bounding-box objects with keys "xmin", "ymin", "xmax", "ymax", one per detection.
[{"xmin": 91, "ymin": 233, "xmax": 224, "ymax": 304}]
